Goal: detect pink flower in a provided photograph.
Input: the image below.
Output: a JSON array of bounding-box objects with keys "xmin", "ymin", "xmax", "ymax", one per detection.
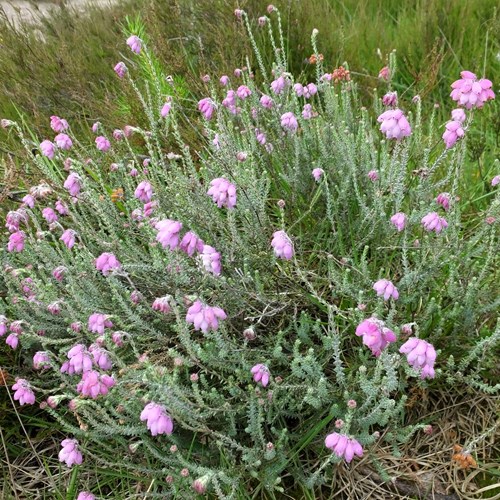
[
  {"xmin": 442, "ymin": 115, "xmax": 465, "ymax": 149},
  {"xmin": 267, "ymin": 4, "xmax": 275, "ymax": 14},
  {"xmin": 378, "ymin": 66, "xmax": 390, "ymax": 81},
  {"xmin": 47, "ymin": 302, "xmax": 61, "ymax": 315},
  {"xmin": 95, "ymin": 136, "xmax": 111, "ymax": 152},
  {"xmin": 271, "ymin": 230, "xmax": 294, "ymax": 260},
  {"xmin": 198, "ymin": 98, "xmax": 215, "ymax": 120},
  {"xmin": 54, "ymin": 133, "xmax": 72, "ymax": 150},
  {"xmin": 220, "ymin": 75, "xmax": 230, "ymax": 86},
  {"xmin": 50, "ymin": 116, "xmax": 69, "ymax": 133},
  {"xmin": 77, "ymin": 492, "xmax": 95, "ymax": 500},
  {"xmin": 368, "ymin": 170, "xmax": 379, "ymax": 182},
  {"xmin": 234, "ymin": 68, "xmax": 242, "ymax": 77},
  {"xmin": 161, "ymin": 102, "xmax": 171, "ymax": 118},
  {"xmin": 303, "ymin": 83, "xmax": 317, "ymax": 98},
  {"xmin": 140, "ymin": 402, "xmax": 174, "ymax": 436},
  {"xmin": 207, "ymin": 178, "xmax": 237, "ymax": 209},
  {"xmin": 89, "ymin": 344, "xmax": 113, "ymax": 370},
  {"xmin": 271, "ymin": 76, "xmax": 286, "ymax": 94},
  {"xmin": 260, "ymin": 94, "xmax": 274, "ymax": 109},
  {"xmin": 77, "ymin": 370, "xmax": 115, "ymax": 398},
  {"xmin": 52, "ymin": 266, "xmax": 66, "ymax": 281},
  {"xmin": 451, "ymin": 108, "xmax": 466, "ymax": 122},
  {"xmin": 9, "ymin": 321, "xmax": 22, "ymax": 334},
  {"xmin": 294, "ymin": 83, "xmax": 304, "ymax": 96},
  {"xmin": 12, "ymin": 379, "xmax": 35, "ymax": 405},
  {"xmin": 255, "ymin": 128, "xmax": 267, "ymax": 145},
  {"xmin": 95, "ymin": 252, "xmax": 121, "ymax": 275},
  {"xmin": 325, "ymin": 433, "xmax": 363, "ymax": 463},
  {"xmin": 5, "ymin": 210, "xmax": 26, "ymax": 232},
  {"xmin": 152, "ymin": 296, "xmax": 171, "ymax": 314},
  {"xmin": 373, "ymin": 279, "xmax": 399, "ymax": 300},
  {"xmin": 251, "ymin": 364, "xmax": 270, "ymax": 387},
  {"xmin": 40, "ymin": 140, "xmax": 55, "ymax": 159},
  {"xmin": 55, "ymin": 200, "xmax": 68, "ymax": 215},
  {"xmin": 382, "ymin": 91, "xmax": 398, "ymax": 107},
  {"xmin": 64, "ymin": 344, "xmax": 94, "ymax": 373},
  {"xmin": 421, "ymin": 212, "xmax": 448, "ymax": 233},
  {"xmin": 180, "ymin": 231, "xmax": 204, "ymax": 256},
  {"xmin": 112, "ymin": 130, "xmax": 123, "ymax": 142},
  {"xmin": 237, "ymin": 85, "xmax": 252, "ymax": 100},
  {"xmin": 42, "ymin": 207, "xmax": 58, "ymax": 223},
  {"xmin": 91, "ymin": 122, "xmax": 100, "ymax": 134},
  {"xmin": 201, "ymin": 245, "xmax": 222, "ymax": 275},
  {"xmin": 281, "ymin": 112, "xmax": 298, "ymax": 132},
  {"xmin": 114, "ymin": 61, "xmax": 127, "ymax": 78},
  {"xmin": 8, "ymin": 231, "xmax": 25, "ymax": 252},
  {"xmin": 312, "ymin": 168, "xmax": 324, "ymax": 182},
  {"xmin": 6, "ymin": 333, "xmax": 19, "ymax": 349},
  {"xmin": 186, "ymin": 300, "xmax": 227, "ymax": 333},
  {"xmin": 0, "ymin": 316, "xmax": 7, "ymax": 336},
  {"xmin": 60, "ymin": 229, "xmax": 76, "ymax": 249},
  {"xmin": 155, "ymin": 219, "xmax": 183, "ymax": 250},
  {"xmin": 450, "ymin": 71, "xmax": 495, "ymax": 109},
  {"xmin": 22, "ymin": 194, "xmax": 35, "ymax": 208},
  {"xmin": 377, "ymin": 109, "xmax": 411, "ymax": 139},
  {"xmin": 302, "ymin": 104, "xmax": 315, "ymax": 120},
  {"xmin": 134, "ymin": 181, "xmax": 153, "ymax": 203},
  {"xmin": 59, "ymin": 438, "xmax": 83, "ymax": 467},
  {"xmin": 436, "ymin": 192, "xmax": 451, "ymax": 211},
  {"xmin": 143, "ymin": 201, "xmax": 157, "ymax": 217},
  {"xmin": 234, "ymin": 8, "xmax": 243, "ymax": 18},
  {"xmin": 355, "ymin": 317, "xmax": 396, "ymax": 357},
  {"xmin": 258, "ymin": 16, "xmax": 267, "ymax": 26},
  {"xmin": 127, "ymin": 35, "xmax": 142, "ymax": 54},
  {"xmin": 64, "ymin": 173, "xmax": 81, "ymax": 197},
  {"xmin": 492, "ymin": 175, "xmax": 500, "ymax": 187},
  {"xmin": 88, "ymin": 313, "xmax": 113, "ymax": 335},
  {"xmin": 390, "ymin": 212, "xmax": 407, "ymax": 232},
  {"xmin": 399, "ymin": 337, "xmax": 437, "ymax": 379}
]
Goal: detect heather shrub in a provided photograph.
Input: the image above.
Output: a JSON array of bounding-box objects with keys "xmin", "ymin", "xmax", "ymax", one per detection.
[{"xmin": 1, "ymin": 8, "xmax": 499, "ymax": 497}]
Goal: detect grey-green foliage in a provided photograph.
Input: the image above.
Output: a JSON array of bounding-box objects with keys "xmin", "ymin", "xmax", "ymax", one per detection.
[{"xmin": 1, "ymin": 8, "xmax": 499, "ymax": 497}]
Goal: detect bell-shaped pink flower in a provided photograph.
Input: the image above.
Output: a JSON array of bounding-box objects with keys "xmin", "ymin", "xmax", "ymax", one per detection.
[
  {"xmin": 198, "ymin": 98, "xmax": 215, "ymax": 120},
  {"xmin": 302, "ymin": 83, "xmax": 317, "ymax": 99},
  {"xmin": 6, "ymin": 333, "xmax": 19, "ymax": 349},
  {"xmin": 491, "ymin": 175, "xmax": 500, "ymax": 187},
  {"xmin": 60, "ymin": 229, "xmax": 76, "ymax": 249},
  {"xmin": 12, "ymin": 378, "xmax": 35, "ymax": 405},
  {"xmin": 63, "ymin": 173, "xmax": 81, "ymax": 197},
  {"xmin": 127, "ymin": 35, "xmax": 142, "ymax": 54},
  {"xmin": 155, "ymin": 219, "xmax": 183, "ymax": 250},
  {"xmin": 450, "ymin": 71, "xmax": 495, "ymax": 109},
  {"xmin": 355, "ymin": 317, "xmax": 396, "ymax": 357},
  {"xmin": 95, "ymin": 252, "xmax": 121, "ymax": 275},
  {"xmin": 186, "ymin": 300, "xmax": 227, "ymax": 333},
  {"xmin": 50, "ymin": 116, "xmax": 69, "ymax": 133},
  {"xmin": 5, "ymin": 210, "xmax": 27, "ymax": 232},
  {"xmin": 442, "ymin": 115, "xmax": 465, "ymax": 149},
  {"xmin": 55, "ymin": 200, "xmax": 69, "ymax": 215},
  {"xmin": 33, "ymin": 351, "xmax": 51, "ymax": 370},
  {"xmin": 22, "ymin": 194, "xmax": 35, "ymax": 208},
  {"xmin": 368, "ymin": 170, "xmax": 379, "ymax": 182},
  {"xmin": 271, "ymin": 76, "xmax": 286, "ymax": 94},
  {"xmin": 180, "ymin": 231, "xmax": 204, "ymax": 256},
  {"xmin": 281, "ymin": 112, "xmax": 298, "ymax": 132},
  {"xmin": 207, "ymin": 178, "xmax": 237, "ymax": 209},
  {"xmin": 161, "ymin": 102, "xmax": 171, "ymax": 118},
  {"xmin": 271, "ymin": 230, "xmax": 294, "ymax": 260},
  {"xmin": 114, "ymin": 61, "xmax": 127, "ymax": 78},
  {"xmin": 8, "ymin": 231, "xmax": 25, "ymax": 252},
  {"xmin": 152, "ymin": 296, "xmax": 171, "ymax": 314},
  {"xmin": 52, "ymin": 266, "xmax": 66, "ymax": 281},
  {"xmin": 77, "ymin": 492, "xmax": 95, "ymax": 500},
  {"xmin": 220, "ymin": 75, "xmax": 230, "ymax": 86},
  {"xmin": 399, "ymin": 337, "xmax": 437, "ymax": 379},
  {"xmin": 377, "ymin": 109, "xmax": 411, "ymax": 139},
  {"xmin": 373, "ymin": 279, "xmax": 399, "ymax": 300},
  {"xmin": 88, "ymin": 313, "xmax": 113, "ymax": 334},
  {"xmin": 251, "ymin": 364, "xmax": 270, "ymax": 387},
  {"xmin": 95, "ymin": 136, "xmax": 111, "ymax": 152},
  {"xmin": 201, "ymin": 245, "xmax": 222, "ymax": 275},
  {"xmin": 135, "ymin": 181, "xmax": 153, "ymax": 203},
  {"xmin": 42, "ymin": 207, "xmax": 58, "ymax": 223},
  {"xmin": 302, "ymin": 103, "xmax": 315, "ymax": 120},
  {"xmin": 89, "ymin": 344, "xmax": 113, "ymax": 370},
  {"xmin": 59, "ymin": 438, "xmax": 83, "ymax": 467},
  {"xmin": 378, "ymin": 66, "xmax": 390, "ymax": 81},
  {"xmin": 390, "ymin": 212, "xmax": 407, "ymax": 232},
  {"xmin": 77, "ymin": 370, "xmax": 115, "ymax": 398},
  {"xmin": 54, "ymin": 133, "xmax": 72, "ymax": 150},
  {"xmin": 436, "ymin": 192, "xmax": 451, "ymax": 211},
  {"xmin": 40, "ymin": 140, "xmax": 55, "ymax": 159},
  {"xmin": 65, "ymin": 344, "xmax": 93, "ymax": 374},
  {"xmin": 312, "ymin": 168, "xmax": 324, "ymax": 181},
  {"xmin": 260, "ymin": 94, "xmax": 274, "ymax": 109},
  {"xmin": 140, "ymin": 402, "xmax": 174, "ymax": 436},
  {"xmin": 421, "ymin": 212, "xmax": 448, "ymax": 233},
  {"xmin": 236, "ymin": 85, "xmax": 252, "ymax": 100},
  {"xmin": 0, "ymin": 316, "xmax": 7, "ymax": 336},
  {"xmin": 325, "ymin": 432, "xmax": 363, "ymax": 463},
  {"xmin": 382, "ymin": 91, "xmax": 398, "ymax": 107}
]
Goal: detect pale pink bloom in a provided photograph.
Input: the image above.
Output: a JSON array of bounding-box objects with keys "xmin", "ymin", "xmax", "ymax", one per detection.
[
  {"xmin": 260, "ymin": 94, "xmax": 274, "ymax": 109},
  {"xmin": 22, "ymin": 194, "xmax": 35, "ymax": 208},
  {"xmin": 5, "ymin": 210, "xmax": 27, "ymax": 232},
  {"xmin": 325, "ymin": 433, "xmax": 363, "ymax": 463},
  {"xmin": 251, "ymin": 364, "xmax": 270, "ymax": 387},
  {"xmin": 271, "ymin": 230, "xmax": 294, "ymax": 260},
  {"xmin": 450, "ymin": 71, "xmax": 495, "ymax": 109},
  {"xmin": 0, "ymin": 316, "xmax": 7, "ymax": 336},
  {"xmin": 399, "ymin": 337, "xmax": 437, "ymax": 379},
  {"xmin": 355, "ymin": 317, "xmax": 396, "ymax": 357},
  {"xmin": 42, "ymin": 207, "xmax": 58, "ymax": 223},
  {"xmin": 198, "ymin": 98, "xmax": 215, "ymax": 120},
  {"xmin": 222, "ymin": 89, "xmax": 236, "ymax": 110},
  {"xmin": 9, "ymin": 321, "xmax": 23, "ymax": 334},
  {"xmin": 201, "ymin": 74, "xmax": 210, "ymax": 83},
  {"xmin": 60, "ymin": 229, "xmax": 76, "ymax": 249},
  {"xmin": 201, "ymin": 245, "xmax": 222, "ymax": 275},
  {"xmin": 63, "ymin": 173, "xmax": 81, "ymax": 197},
  {"xmin": 373, "ymin": 279, "xmax": 399, "ymax": 300},
  {"xmin": 390, "ymin": 212, "xmax": 407, "ymax": 232},
  {"xmin": 6, "ymin": 333, "xmax": 19, "ymax": 349},
  {"xmin": 143, "ymin": 201, "xmax": 157, "ymax": 217},
  {"xmin": 442, "ymin": 117, "xmax": 465, "ymax": 149},
  {"xmin": 112, "ymin": 129, "xmax": 123, "ymax": 141},
  {"xmin": 50, "ymin": 116, "xmax": 69, "ymax": 133},
  {"xmin": 134, "ymin": 181, "xmax": 153, "ymax": 203},
  {"xmin": 88, "ymin": 313, "xmax": 113, "ymax": 335},
  {"xmin": 451, "ymin": 108, "xmax": 466, "ymax": 122},
  {"xmin": 302, "ymin": 104, "xmax": 315, "ymax": 120},
  {"xmin": 77, "ymin": 370, "xmax": 115, "ymax": 398},
  {"xmin": 180, "ymin": 231, "xmax": 204, "ymax": 256},
  {"xmin": 258, "ymin": 16, "xmax": 267, "ymax": 26},
  {"xmin": 47, "ymin": 302, "xmax": 61, "ymax": 315},
  {"xmin": 89, "ymin": 344, "xmax": 113, "ymax": 370},
  {"xmin": 140, "ymin": 402, "xmax": 174, "ymax": 436},
  {"xmin": 312, "ymin": 168, "xmax": 324, "ymax": 181},
  {"xmin": 12, "ymin": 379, "xmax": 35, "ymax": 405},
  {"xmin": 59, "ymin": 439, "xmax": 83, "ymax": 467},
  {"xmin": 111, "ymin": 332, "xmax": 124, "ymax": 346},
  {"xmin": 281, "ymin": 112, "xmax": 298, "ymax": 132},
  {"xmin": 220, "ymin": 75, "xmax": 230, "ymax": 86},
  {"xmin": 186, "ymin": 300, "xmax": 227, "ymax": 333},
  {"xmin": 234, "ymin": 8, "xmax": 243, "ymax": 18},
  {"xmin": 234, "ymin": 68, "xmax": 242, "ymax": 77},
  {"xmin": 40, "ymin": 140, "xmax": 55, "ymax": 159},
  {"xmin": 95, "ymin": 136, "xmax": 111, "ymax": 152},
  {"xmin": 152, "ymin": 296, "xmax": 171, "ymax": 314},
  {"xmin": 207, "ymin": 177, "xmax": 237, "ymax": 209},
  {"xmin": 294, "ymin": 83, "xmax": 304, "ymax": 96},
  {"xmin": 378, "ymin": 66, "xmax": 390, "ymax": 81},
  {"xmin": 237, "ymin": 151, "xmax": 248, "ymax": 162},
  {"xmin": 127, "ymin": 35, "xmax": 142, "ymax": 54},
  {"xmin": 271, "ymin": 76, "xmax": 287, "ymax": 94},
  {"xmin": 377, "ymin": 109, "xmax": 411, "ymax": 139},
  {"xmin": 382, "ymin": 91, "xmax": 398, "ymax": 107},
  {"xmin": 52, "ymin": 266, "xmax": 66, "ymax": 281},
  {"xmin": 63, "ymin": 344, "xmax": 93, "ymax": 374},
  {"xmin": 129, "ymin": 168, "xmax": 138, "ymax": 177},
  {"xmin": 95, "ymin": 252, "xmax": 121, "ymax": 275},
  {"xmin": 267, "ymin": 4, "xmax": 275, "ymax": 14},
  {"xmin": 8, "ymin": 231, "xmax": 25, "ymax": 252},
  {"xmin": 160, "ymin": 102, "xmax": 171, "ymax": 118},
  {"xmin": 54, "ymin": 133, "xmax": 72, "ymax": 150},
  {"xmin": 436, "ymin": 192, "xmax": 451, "ymax": 211},
  {"xmin": 237, "ymin": 85, "xmax": 252, "ymax": 100},
  {"xmin": 155, "ymin": 219, "xmax": 183, "ymax": 250},
  {"xmin": 303, "ymin": 83, "xmax": 317, "ymax": 98},
  {"xmin": 91, "ymin": 122, "xmax": 100, "ymax": 134},
  {"xmin": 55, "ymin": 200, "xmax": 69, "ymax": 215},
  {"xmin": 492, "ymin": 175, "xmax": 500, "ymax": 187},
  {"xmin": 114, "ymin": 61, "xmax": 127, "ymax": 78},
  {"xmin": 421, "ymin": 212, "xmax": 448, "ymax": 233},
  {"xmin": 77, "ymin": 492, "xmax": 95, "ymax": 500}
]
